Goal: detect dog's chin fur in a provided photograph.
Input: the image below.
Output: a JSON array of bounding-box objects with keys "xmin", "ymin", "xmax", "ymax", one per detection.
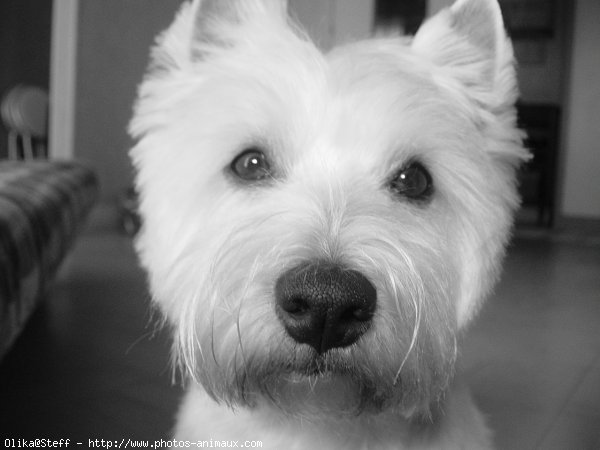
[
  {"xmin": 130, "ymin": 0, "xmax": 528, "ymax": 447},
  {"xmin": 196, "ymin": 342, "xmax": 455, "ymax": 419}
]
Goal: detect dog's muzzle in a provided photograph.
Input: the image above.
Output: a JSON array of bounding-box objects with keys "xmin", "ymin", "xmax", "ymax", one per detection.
[{"xmin": 275, "ymin": 262, "xmax": 377, "ymax": 354}]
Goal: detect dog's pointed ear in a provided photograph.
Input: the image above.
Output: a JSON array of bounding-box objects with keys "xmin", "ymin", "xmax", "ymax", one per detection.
[
  {"xmin": 191, "ymin": 0, "xmax": 289, "ymax": 59},
  {"xmin": 193, "ymin": 0, "xmax": 248, "ymax": 48},
  {"xmin": 412, "ymin": 0, "xmax": 516, "ymax": 109}
]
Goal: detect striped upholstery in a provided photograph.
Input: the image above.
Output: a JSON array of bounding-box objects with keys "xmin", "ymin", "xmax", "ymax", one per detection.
[{"xmin": 0, "ymin": 160, "xmax": 98, "ymax": 358}]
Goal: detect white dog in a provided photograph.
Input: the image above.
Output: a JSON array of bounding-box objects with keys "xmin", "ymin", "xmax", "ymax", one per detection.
[{"xmin": 130, "ymin": 0, "xmax": 527, "ymax": 448}]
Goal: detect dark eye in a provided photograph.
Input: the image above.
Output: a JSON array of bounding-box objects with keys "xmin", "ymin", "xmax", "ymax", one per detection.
[
  {"xmin": 230, "ymin": 148, "xmax": 272, "ymax": 181},
  {"xmin": 390, "ymin": 162, "xmax": 433, "ymax": 201}
]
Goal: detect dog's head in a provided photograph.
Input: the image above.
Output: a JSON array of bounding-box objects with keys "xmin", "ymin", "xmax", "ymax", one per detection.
[{"xmin": 130, "ymin": 0, "xmax": 527, "ymax": 419}]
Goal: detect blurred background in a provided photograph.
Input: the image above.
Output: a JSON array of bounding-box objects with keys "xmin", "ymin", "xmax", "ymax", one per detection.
[{"xmin": 0, "ymin": 1, "xmax": 598, "ymax": 448}]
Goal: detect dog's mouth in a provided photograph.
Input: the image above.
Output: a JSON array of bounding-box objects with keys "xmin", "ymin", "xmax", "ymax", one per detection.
[
  {"xmin": 284, "ymin": 368, "xmax": 341, "ymax": 385},
  {"xmin": 292, "ymin": 352, "xmax": 335, "ymax": 376},
  {"xmin": 284, "ymin": 344, "xmax": 358, "ymax": 377},
  {"xmin": 268, "ymin": 354, "xmax": 399, "ymax": 416},
  {"xmin": 273, "ymin": 347, "xmax": 394, "ymax": 411}
]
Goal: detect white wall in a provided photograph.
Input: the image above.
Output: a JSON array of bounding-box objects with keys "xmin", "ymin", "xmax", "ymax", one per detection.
[
  {"xmin": 288, "ymin": 0, "xmax": 335, "ymax": 49},
  {"xmin": 74, "ymin": 0, "xmax": 181, "ymax": 202},
  {"xmin": 560, "ymin": 0, "xmax": 600, "ymax": 218},
  {"xmin": 49, "ymin": 0, "xmax": 78, "ymax": 160},
  {"xmin": 427, "ymin": 0, "xmax": 452, "ymax": 15},
  {"xmin": 331, "ymin": 0, "xmax": 374, "ymax": 46},
  {"xmin": 289, "ymin": 0, "xmax": 374, "ymax": 50}
]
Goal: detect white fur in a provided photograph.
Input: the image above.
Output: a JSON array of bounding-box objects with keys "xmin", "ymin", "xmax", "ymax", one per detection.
[{"xmin": 130, "ymin": 0, "xmax": 528, "ymax": 448}]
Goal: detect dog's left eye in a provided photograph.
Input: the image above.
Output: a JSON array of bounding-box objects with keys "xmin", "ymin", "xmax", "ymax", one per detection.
[
  {"xmin": 390, "ymin": 162, "xmax": 433, "ymax": 201},
  {"xmin": 231, "ymin": 149, "xmax": 272, "ymax": 181}
]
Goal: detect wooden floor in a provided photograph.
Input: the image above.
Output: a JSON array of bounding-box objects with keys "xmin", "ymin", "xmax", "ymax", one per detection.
[
  {"xmin": 1, "ymin": 220, "xmax": 599, "ymax": 448},
  {"xmin": 0, "ymin": 229, "xmax": 182, "ymax": 441}
]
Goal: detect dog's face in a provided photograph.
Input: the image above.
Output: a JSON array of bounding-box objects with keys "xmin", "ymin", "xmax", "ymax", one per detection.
[{"xmin": 130, "ymin": 0, "xmax": 527, "ymax": 418}]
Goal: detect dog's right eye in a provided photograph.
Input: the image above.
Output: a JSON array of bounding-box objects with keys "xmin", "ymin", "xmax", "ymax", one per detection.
[
  {"xmin": 389, "ymin": 161, "xmax": 433, "ymax": 202},
  {"xmin": 230, "ymin": 149, "xmax": 272, "ymax": 182}
]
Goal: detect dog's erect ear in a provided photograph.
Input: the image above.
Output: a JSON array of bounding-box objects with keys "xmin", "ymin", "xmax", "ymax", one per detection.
[
  {"xmin": 413, "ymin": 0, "xmax": 525, "ymax": 329},
  {"xmin": 191, "ymin": 0, "xmax": 288, "ymax": 59},
  {"xmin": 144, "ymin": 0, "xmax": 288, "ymax": 74},
  {"xmin": 412, "ymin": 0, "xmax": 516, "ymax": 109}
]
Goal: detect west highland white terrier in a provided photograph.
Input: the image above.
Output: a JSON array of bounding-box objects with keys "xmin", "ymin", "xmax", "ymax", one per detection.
[{"xmin": 130, "ymin": 0, "xmax": 528, "ymax": 448}]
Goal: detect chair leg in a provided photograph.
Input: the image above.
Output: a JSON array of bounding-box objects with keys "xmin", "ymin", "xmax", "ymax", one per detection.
[
  {"xmin": 23, "ymin": 135, "xmax": 34, "ymax": 160},
  {"xmin": 8, "ymin": 131, "xmax": 19, "ymax": 159}
]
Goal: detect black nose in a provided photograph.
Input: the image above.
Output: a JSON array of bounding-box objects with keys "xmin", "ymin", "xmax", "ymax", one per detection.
[{"xmin": 275, "ymin": 262, "xmax": 377, "ymax": 354}]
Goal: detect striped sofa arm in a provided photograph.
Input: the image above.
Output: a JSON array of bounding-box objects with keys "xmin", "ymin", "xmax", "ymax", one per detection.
[{"xmin": 0, "ymin": 160, "xmax": 99, "ymax": 359}]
